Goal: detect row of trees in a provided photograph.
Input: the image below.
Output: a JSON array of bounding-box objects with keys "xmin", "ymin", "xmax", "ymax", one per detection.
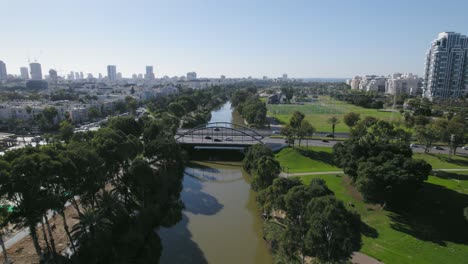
[
  {"xmin": 243, "ymin": 145, "xmax": 361, "ymax": 263},
  {"xmin": 0, "ymin": 100, "xmax": 190, "ymax": 263},
  {"xmin": 332, "ymin": 90, "xmax": 384, "ymax": 109},
  {"xmin": 231, "ymin": 88, "xmax": 268, "ymax": 127},
  {"xmin": 334, "ymin": 117, "xmax": 432, "ymax": 207}
]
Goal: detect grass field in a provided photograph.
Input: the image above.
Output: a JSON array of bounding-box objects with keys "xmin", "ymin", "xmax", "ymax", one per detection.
[
  {"xmin": 285, "ymin": 147, "xmax": 468, "ymax": 263},
  {"xmin": 413, "ymin": 153, "xmax": 468, "ymax": 169},
  {"xmin": 275, "ymin": 146, "xmax": 337, "ymax": 173},
  {"xmin": 267, "ymin": 96, "xmax": 401, "ymax": 133}
]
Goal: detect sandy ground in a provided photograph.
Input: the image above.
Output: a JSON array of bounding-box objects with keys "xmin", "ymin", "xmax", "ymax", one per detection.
[{"xmin": 0, "ymin": 205, "xmax": 80, "ymax": 264}]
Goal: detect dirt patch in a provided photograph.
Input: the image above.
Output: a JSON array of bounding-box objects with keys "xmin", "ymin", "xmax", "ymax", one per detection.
[{"xmin": 0, "ymin": 205, "xmax": 80, "ymax": 264}]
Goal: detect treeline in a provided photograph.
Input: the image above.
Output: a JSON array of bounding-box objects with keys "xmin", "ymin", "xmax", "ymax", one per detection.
[
  {"xmin": 243, "ymin": 145, "xmax": 361, "ymax": 263},
  {"xmin": 334, "ymin": 117, "xmax": 432, "ymax": 206},
  {"xmin": 146, "ymin": 86, "xmax": 228, "ymax": 128},
  {"xmin": 0, "ymin": 97, "xmax": 196, "ymax": 263},
  {"xmin": 332, "ymin": 90, "xmax": 384, "ymax": 109},
  {"xmin": 231, "ymin": 87, "xmax": 267, "ymax": 127}
]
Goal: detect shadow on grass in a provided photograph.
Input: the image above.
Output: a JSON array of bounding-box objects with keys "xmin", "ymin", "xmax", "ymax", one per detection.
[
  {"xmin": 389, "ymin": 182, "xmax": 468, "ymax": 246},
  {"xmin": 361, "ymin": 221, "xmax": 379, "ymax": 238},
  {"xmin": 426, "ymin": 153, "xmax": 468, "ymax": 167},
  {"xmin": 433, "ymin": 170, "xmax": 468, "ymax": 181},
  {"xmin": 296, "ymin": 148, "xmax": 335, "ymax": 166}
]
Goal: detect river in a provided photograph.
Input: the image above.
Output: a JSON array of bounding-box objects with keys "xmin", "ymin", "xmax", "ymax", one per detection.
[{"xmin": 159, "ymin": 102, "xmax": 272, "ymax": 264}]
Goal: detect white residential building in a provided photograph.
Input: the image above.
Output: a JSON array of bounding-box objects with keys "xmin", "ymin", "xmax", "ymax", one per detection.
[
  {"xmin": 386, "ymin": 73, "xmax": 421, "ymax": 95},
  {"xmin": 350, "ymin": 76, "xmax": 361, "ymax": 90},
  {"xmin": 424, "ymin": 32, "xmax": 468, "ymax": 100},
  {"xmin": 359, "ymin": 75, "xmax": 387, "ymax": 92}
]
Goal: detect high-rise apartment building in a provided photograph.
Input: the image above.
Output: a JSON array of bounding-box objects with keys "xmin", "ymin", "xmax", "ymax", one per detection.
[
  {"xmin": 423, "ymin": 32, "xmax": 468, "ymax": 100},
  {"xmin": 145, "ymin": 66, "xmax": 155, "ymax": 80},
  {"xmin": 0, "ymin": 61, "xmax": 7, "ymax": 80},
  {"xmin": 20, "ymin": 67, "xmax": 29, "ymax": 79},
  {"xmin": 187, "ymin": 72, "xmax": 197, "ymax": 80},
  {"xmin": 282, "ymin": 74, "xmax": 288, "ymax": 80},
  {"xmin": 30, "ymin": 62, "xmax": 43, "ymax": 80},
  {"xmin": 107, "ymin": 65, "xmax": 117, "ymax": 81}
]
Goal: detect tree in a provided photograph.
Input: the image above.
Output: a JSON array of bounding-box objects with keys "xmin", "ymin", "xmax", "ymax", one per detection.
[
  {"xmin": 88, "ymin": 106, "xmax": 101, "ymax": 121},
  {"xmin": 281, "ymin": 125, "xmax": 295, "ymax": 147},
  {"xmin": 59, "ymin": 120, "xmax": 75, "ymax": 143},
  {"xmin": 168, "ymin": 102, "xmax": 185, "ymax": 118},
  {"xmin": 257, "ymin": 177, "xmax": 302, "ymax": 214},
  {"xmin": 327, "ymin": 116, "xmax": 340, "ymax": 138},
  {"xmin": 243, "ymin": 144, "xmax": 273, "ymax": 173},
  {"xmin": 289, "ymin": 111, "xmax": 305, "ymax": 129},
  {"xmin": 296, "ymin": 120, "xmax": 315, "ymax": 147},
  {"xmin": 107, "ymin": 116, "xmax": 142, "ymax": 137},
  {"xmin": 0, "ymin": 200, "xmax": 11, "ymax": 264},
  {"xmin": 282, "ymin": 180, "xmax": 333, "ymax": 263},
  {"xmin": 252, "ymin": 156, "xmax": 281, "ymax": 191},
  {"xmin": 281, "ymin": 86, "xmax": 294, "ymax": 103},
  {"xmin": 343, "ymin": 112, "xmax": 360, "ymax": 128},
  {"xmin": 446, "ymin": 115, "xmax": 466, "ymax": 155},
  {"xmin": 304, "ymin": 196, "xmax": 361, "ymax": 262},
  {"xmin": 356, "ymin": 152, "xmax": 432, "ymax": 205},
  {"xmin": 415, "ymin": 124, "xmax": 438, "ymax": 153}
]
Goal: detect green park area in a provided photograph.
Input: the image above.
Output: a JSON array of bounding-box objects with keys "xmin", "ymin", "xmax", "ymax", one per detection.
[
  {"xmin": 267, "ymin": 96, "xmax": 401, "ymax": 133},
  {"xmin": 276, "ymin": 146, "xmax": 468, "ymax": 263}
]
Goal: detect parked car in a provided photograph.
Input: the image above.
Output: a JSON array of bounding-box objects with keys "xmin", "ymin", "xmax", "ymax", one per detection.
[
  {"xmin": 322, "ymin": 139, "xmax": 329, "ymax": 143},
  {"xmin": 204, "ymin": 136, "xmax": 212, "ymax": 140},
  {"xmin": 224, "ymin": 137, "xmax": 233, "ymax": 141},
  {"xmin": 214, "ymin": 138, "xmax": 222, "ymax": 142},
  {"xmin": 433, "ymin": 146, "xmax": 444, "ymax": 150}
]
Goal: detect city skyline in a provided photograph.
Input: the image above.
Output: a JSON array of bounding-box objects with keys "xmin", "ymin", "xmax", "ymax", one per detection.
[{"xmin": 2, "ymin": 0, "xmax": 468, "ymax": 78}]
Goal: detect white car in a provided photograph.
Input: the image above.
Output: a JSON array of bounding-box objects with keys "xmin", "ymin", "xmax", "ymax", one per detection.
[{"xmin": 463, "ymin": 146, "xmax": 468, "ymax": 150}]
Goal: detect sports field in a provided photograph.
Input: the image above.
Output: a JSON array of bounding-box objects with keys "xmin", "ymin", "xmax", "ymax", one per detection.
[{"xmin": 267, "ymin": 96, "xmax": 401, "ymax": 133}]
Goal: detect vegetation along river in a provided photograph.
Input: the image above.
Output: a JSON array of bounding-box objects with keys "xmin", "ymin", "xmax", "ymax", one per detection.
[{"xmin": 159, "ymin": 102, "xmax": 272, "ymax": 263}]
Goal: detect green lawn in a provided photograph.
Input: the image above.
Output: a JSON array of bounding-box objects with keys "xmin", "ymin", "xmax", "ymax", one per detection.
[
  {"xmin": 300, "ymin": 173, "xmax": 468, "ymax": 264},
  {"xmin": 267, "ymin": 96, "xmax": 401, "ymax": 133},
  {"xmin": 275, "ymin": 147, "xmax": 338, "ymax": 173},
  {"xmin": 413, "ymin": 153, "xmax": 468, "ymax": 169}
]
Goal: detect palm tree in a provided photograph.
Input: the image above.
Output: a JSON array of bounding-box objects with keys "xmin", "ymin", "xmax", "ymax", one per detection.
[
  {"xmin": 327, "ymin": 116, "xmax": 340, "ymax": 138},
  {"xmin": 71, "ymin": 208, "xmax": 112, "ymax": 244}
]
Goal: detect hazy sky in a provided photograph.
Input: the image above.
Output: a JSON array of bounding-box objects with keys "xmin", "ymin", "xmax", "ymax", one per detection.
[{"xmin": 1, "ymin": 0, "xmax": 468, "ymax": 78}]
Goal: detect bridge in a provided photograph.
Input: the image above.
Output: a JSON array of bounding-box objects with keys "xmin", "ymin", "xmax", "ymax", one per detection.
[{"xmin": 175, "ymin": 122, "xmax": 266, "ymax": 148}]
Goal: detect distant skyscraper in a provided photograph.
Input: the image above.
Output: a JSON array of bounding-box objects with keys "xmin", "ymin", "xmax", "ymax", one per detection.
[
  {"xmin": 49, "ymin": 69, "xmax": 58, "ymax": 82},
  {"xmin": 145, "ymin": 66, "xmax": 155, "ymax": 80},
  {"xmin": 98, "ymin": 73, "xmax": 103, "ymax": 79},
  {"xmin": 117, "ymin": 72, "xmax": 122, "ymax": 80},
  {"xmin": 424, "ymin": 32, "xmax": 468, "ymax": 100},
  {"xmin": 0, "ymin": 61, "xmax": 7, "ymax": 80},
  {"xmin": 30, "ymin": 62, "xmax": 43, "ymax": 80},
  {"xmin": 75, "ymin": 72, "xmax": 80, "ymax": 80},
  {"xmin": 20, "ymin": 67, "xmax": 29, "ymax": 79},
  {"xmin": 187, "ymin": 72, "xmax": 197, "ymax": 80},
  {"xmin": 80, "ymin": 72, "xmax": 84, "ymax": 79},
  {"xmin": 107, "ymin": 65, "xmax": 117, "ymax": 81},
  {"xmin": 282, "ymin": 74, "xmax": 288, "ymax": 80},
  {"xmin": 220, "ymin": 75, "xmax": 226, "ymax": 80},
  {"xmin": 138, "ymin": 73, "xmax": 143, "ymax": 79},
  {"xmin": 132, "ymin": 74, "xmax": 137, "ymax": 79}
]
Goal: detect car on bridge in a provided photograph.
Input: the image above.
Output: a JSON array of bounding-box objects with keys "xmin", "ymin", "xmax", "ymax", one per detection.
[
  {"xmin": 224, "ymin": 137, "xmax": 233, "ymax": 141},
  {"xmin": 214, "ymin": 138, "xmax": 222, "ymax": 142},
  {"xmin": 205, "ymin": 136, "xmax": 212, "ymax": 140}
]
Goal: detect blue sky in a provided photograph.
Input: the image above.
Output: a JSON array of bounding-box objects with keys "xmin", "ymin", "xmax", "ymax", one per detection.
[{"xmin": 1, "ymin": 0, "xmax": 468, "ymax": 78}]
